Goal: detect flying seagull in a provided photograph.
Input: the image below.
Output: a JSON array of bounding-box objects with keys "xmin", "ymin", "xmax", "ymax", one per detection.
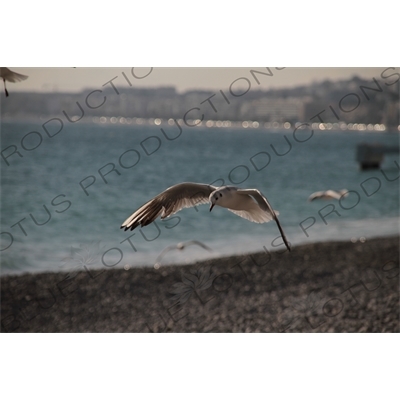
[
  {"xmin": 308, "ymin": 189, "xmax": 349, "ymax": 202},
  {"xmin": 121, "ymin": 182, "xmax": 291, "ymax": 251},
  {"xmin": 154, "ymin": 240, "xmax": 213, "ymax": 269},
  {"xmin": 0, "ymin": 67, "xmax": 28, "ymax": 97}
]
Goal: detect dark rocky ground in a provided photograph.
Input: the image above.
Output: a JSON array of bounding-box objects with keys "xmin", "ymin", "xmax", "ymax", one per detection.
[{"xmin": 1, "ymin": 236, "xmax": 399, "ymax": 333}]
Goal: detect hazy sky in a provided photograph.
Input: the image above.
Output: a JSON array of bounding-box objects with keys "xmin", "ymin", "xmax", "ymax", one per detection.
[{"xmin": 4, "ymin": 67, "xmax": 387, "ymax": 94}]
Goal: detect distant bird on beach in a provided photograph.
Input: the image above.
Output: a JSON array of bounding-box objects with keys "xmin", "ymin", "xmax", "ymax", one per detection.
[
  {"xmin": 308, "ymin": 189, "xmax": 349, "ymax": 202},
  {"xmin": 154, "ymin": 240, "xmax": 213, "ymax": 269},
  {"xmin": 0, "ymin": 67, "xmax": 28, "ymax": 97},
  {"xmin": 121, "ymin": 182, "xmax": 291, "ymax": 252}
]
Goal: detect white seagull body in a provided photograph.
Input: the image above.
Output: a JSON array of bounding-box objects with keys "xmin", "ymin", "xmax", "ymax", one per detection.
[
  {"xmin": 308, "ymin": 189, "xmax": 349, "ymax": 202},
  {"xmin": 0, "ymin": 67, "xmax": 28, "ymax": 97},
  {"xmin": 121, "ymin": 182, "xmax": 291, "ymax": 251}
]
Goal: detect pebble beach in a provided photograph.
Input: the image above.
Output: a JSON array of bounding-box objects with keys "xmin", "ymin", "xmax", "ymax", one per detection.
[{"xmin": 1, "ymin": 236, "xmax": 399, "ymax": 333}]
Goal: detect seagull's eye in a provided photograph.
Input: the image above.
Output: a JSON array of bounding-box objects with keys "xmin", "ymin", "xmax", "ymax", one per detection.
[{"xmin": 219, "ymin": 193, "xmax": 222, "ymax": 197}]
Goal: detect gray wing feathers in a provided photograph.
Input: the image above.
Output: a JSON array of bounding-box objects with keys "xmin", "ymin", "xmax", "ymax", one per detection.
[
  {"xmin": 6, "ymin": 71, "xmax": 28, "ymax": 82},
  {"xmin": 1, "ymin": 68, "xmax": 28, "ymax": 82},
  {"xmin": 121, "ymin": 183, "xmax": 216, "ymax": 231}
]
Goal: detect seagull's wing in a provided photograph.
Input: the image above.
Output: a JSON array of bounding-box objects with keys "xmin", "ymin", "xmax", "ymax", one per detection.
[
  {"xmin": 309, "ymin": 190, "xmax": 345, "ymax": 201},
  {"xmin": 154, "ymin": 244, "xmax": 180, "ymax": 268},
  {"xmin": 1, "ymin": 68, "xmax": 28, "ymax": 82},
  {"xmin": 236, "ymin": 189, "xmax": 291, "ymax": 251},
  {"xmin": 185, "ymin": 240, "xmax": 213, "ymax": 252},
  {"xmin": 308, "ymin": 191, "xmax": 325, "ymax": 201},
  {"xmin": 7, "ymin": 71, "xmax": 28, "ymax": 82},
  {"xmin": 227, "ymin": 205, "xmax": 276, "ymax": 224},
  {"xmin": 234, "ymin": 189, "xmax": 278, "ymax": 222},
  {"xmin": 154, "ymin": 240, "xmax": 213, "ymax": 269},
  {"xmin": 324, "ymin": 190, "xmax": 342, "ymax": 200},
  {"xmin": 121, "ymin": 182, "xmax": 217, "ymax": 231}
]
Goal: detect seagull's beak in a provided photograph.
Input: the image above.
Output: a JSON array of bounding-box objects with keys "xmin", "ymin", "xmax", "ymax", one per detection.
[{"xmin": 209, "ymin": 203, "xmax": 215, "ymax": 212}]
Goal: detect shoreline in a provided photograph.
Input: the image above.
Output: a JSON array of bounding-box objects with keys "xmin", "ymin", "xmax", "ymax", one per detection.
[
  {"xmin": 1, "ymin": 235, "xmax": 399, "ymax": 332},
  {"xmin": 2, "ymin": 232, "xmax": 399, "ymax": 277}
]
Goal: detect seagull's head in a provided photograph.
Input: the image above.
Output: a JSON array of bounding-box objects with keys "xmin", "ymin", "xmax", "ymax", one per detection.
[{"xmin": 209, "ymin": 187, "xmax": 228, "ymax": 211}]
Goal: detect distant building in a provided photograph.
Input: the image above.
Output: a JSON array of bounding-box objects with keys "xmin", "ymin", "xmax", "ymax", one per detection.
[
  {"xmin": 240, "ymin": 97, "xmax": 304, "ymax": 122},
  {"xmin": 1, "ymin": 77, "xmax": 398, "ymax": 129}
]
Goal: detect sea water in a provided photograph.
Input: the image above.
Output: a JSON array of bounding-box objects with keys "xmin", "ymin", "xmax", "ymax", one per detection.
[{"xmin": 1, "ymin": 121, "xmax": 399, "ymax": 274}]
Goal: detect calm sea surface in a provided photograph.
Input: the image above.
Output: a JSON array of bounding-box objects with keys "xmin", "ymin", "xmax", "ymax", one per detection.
[{"xmin": 1, "ymin": 121, "xmax": 399, "ymax": 274}]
